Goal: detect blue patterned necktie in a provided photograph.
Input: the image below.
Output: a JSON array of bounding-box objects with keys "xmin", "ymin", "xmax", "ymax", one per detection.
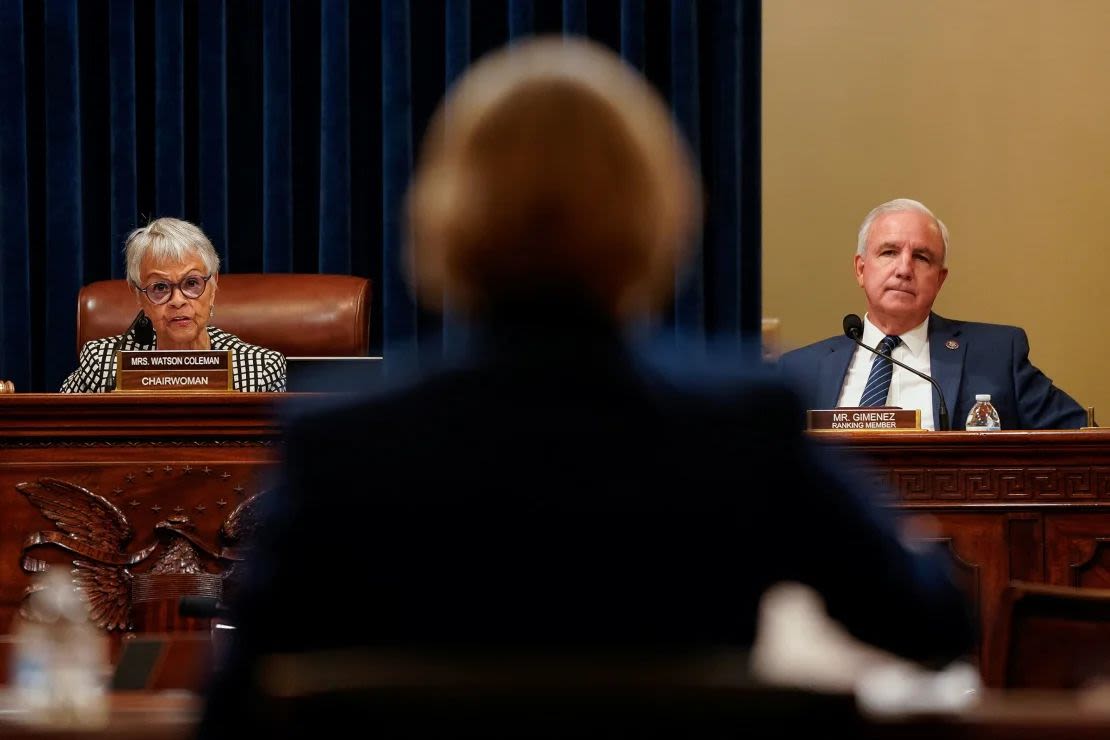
[{"xmin": 859, "ymin": 335, "xmax": 902, "ymax": 407}]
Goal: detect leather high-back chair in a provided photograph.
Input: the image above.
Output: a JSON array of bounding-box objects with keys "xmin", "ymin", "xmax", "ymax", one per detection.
[
  {"xmin": 994, "ymin": 582, "xmax": 1110, "ymax": 689},
  {"xmin": 76, "ymin": 274, "xmax": 372, "ymax": 358}
]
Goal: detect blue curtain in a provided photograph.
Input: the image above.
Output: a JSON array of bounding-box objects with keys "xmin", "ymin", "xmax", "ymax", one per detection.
[{"xmin": 0, "ymin": 0, "xmax": 761, "ymax": 392}]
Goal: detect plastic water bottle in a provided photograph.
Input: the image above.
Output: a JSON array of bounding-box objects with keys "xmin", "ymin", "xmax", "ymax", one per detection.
[
  {"xmin": 10, "ymin": 570, "xmax": 109, "ymax": 727},
  {"xmin": 965, "ymin": 394, "xmax": 1001, "ymax": 431}
]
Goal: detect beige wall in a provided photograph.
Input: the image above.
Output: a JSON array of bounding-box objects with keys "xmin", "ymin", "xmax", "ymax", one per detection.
[{"xmin": 763, "ymin": 0, "xmax": 1110, "ymax": 422}]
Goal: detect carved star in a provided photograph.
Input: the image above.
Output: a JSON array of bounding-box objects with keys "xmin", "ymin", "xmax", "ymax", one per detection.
[
  {"xmin": 183, "ymin": 465, "xmax": 193, "ymax": 474},
  {"xmin": 220, "ymin": 472, "xmax": 231, "ymax": 481},
  {"xmin": 233, "ymin": 484, "xmax": 245, "ymax": 495},
  {"xmin": 125, "ymin": 474, "xmax": 135, "ymax": 483},
  {"xmin": 173, "ymin": 506, "xmax": 184, "ymax": 514},
  {"xmin": 129, "ymin": 500, "xmax": 141, "ymax": 508},
  {"xmin": 151, "ymin": 504, "xmax": 162, "ymax": 513},
  {"xmin": 202, "ymin": 466, "xmax": 212, "ymax": 475},
  {"xmin": 112, "ymin": 488, "xmax": 123, "ymax": 496},
  {"xmin": 144, "ymin": 467, "xmax": 154, "ymax": 476},
  {"xmin": 195, "ymin": 504, "xmax": 206, "ymax": 513},
  {"xmin": 163, "ymin": 465, "xmax": 173, "ymax": 474},
  {"xmin": 216, "ymin": 499, "xmax": 228, "ymax": 507}
]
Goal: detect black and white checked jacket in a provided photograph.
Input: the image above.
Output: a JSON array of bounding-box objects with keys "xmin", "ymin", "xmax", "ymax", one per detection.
[{"xmin": 60, "ymin": 326, "xmax": 287, "ymax": 393}]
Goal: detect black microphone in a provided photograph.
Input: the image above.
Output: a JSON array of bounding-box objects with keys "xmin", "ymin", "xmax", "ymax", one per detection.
[
  {"xmin": 179, "ymin": 595, "xmax": 232, "ymax": 620},
  {"xmin": 842, "ymin": 314, "xmax": 950, "ymax": 431},
  {"xmin": 127, "ymin": 310, "xmax": 154, "ymax": 346}
]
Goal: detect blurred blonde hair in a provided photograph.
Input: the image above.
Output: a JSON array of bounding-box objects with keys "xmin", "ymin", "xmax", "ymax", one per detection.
[{"xmin": 406, "ymin": 36, "xmax": 701, "ymax": 320}]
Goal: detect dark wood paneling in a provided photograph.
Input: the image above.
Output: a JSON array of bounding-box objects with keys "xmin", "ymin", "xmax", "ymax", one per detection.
[
  {"xmin": 1045, "ymin": 517, "xmax": 1110, "ymax": 589},
  {"xmin": 0, "ymin": 394, "xmax": 284, "ymax": 635},
  {"xmin": 815, "ymin": 430, "xmax": 1110, "ymax": 686},
  {"xmin": 1007, "ymin": 515, "xmax": 1044, "ymax": 583},
  {"xmin": 5, "ymin": 411, "xmax": 1110, "ymax": 692}
]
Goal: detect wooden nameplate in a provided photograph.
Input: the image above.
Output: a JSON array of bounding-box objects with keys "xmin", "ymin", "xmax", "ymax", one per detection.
[
  {"xmin": 115, "ymin": 350, "xmax": 233, "ymax": 391},
  {"xmin": 807, "ymin": 407, "xmax": 921, "ymax": 432}
]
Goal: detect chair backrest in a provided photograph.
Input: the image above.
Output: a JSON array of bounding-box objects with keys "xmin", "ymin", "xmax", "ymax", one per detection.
[
  {"xmin": 77, "ymin": 274, "xmax": 372, "ymax": 358},
  {"xmin": 761, "ymin": 318, "xmax": 782, "ymax": 362},
  {"xmin": 995, "ymin": 582, "xmax": 1110, "ymax": 689}
]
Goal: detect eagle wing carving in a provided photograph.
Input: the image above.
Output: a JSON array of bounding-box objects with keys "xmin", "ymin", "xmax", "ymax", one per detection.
[
  {"xmin": 72, "ymin": 560, "xmax": 132, "ymax": 631},
  {"xmin": 15, "ymin": 477, "xmax": 156, "ymax": 632},
  {"xmin": 219, "ymin": 490, "xmax": 270, "ymax": 556},
  {"xmin": 17, "ymin": 478, "xmax": 147, "ymax": 566},
  {"xmin": 217, "ymin": 490, "xmax": 272, "ymax": 606}
]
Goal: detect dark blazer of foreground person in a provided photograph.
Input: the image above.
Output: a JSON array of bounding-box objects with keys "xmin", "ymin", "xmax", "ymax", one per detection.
[{"xmin": 197, "ymin": 304, "xmax": 975, "ymax": 733}]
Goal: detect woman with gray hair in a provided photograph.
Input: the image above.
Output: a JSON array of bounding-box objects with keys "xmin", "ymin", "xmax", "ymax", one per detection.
[{"xmin": 60, "ymin": 218, "xmax": 286, "ymax": 392}]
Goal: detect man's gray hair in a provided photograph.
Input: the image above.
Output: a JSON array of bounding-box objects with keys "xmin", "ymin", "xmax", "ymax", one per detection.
[
  {"xmin": 856, "ymin": 198, "xmax": 949, "ymax": 266},
  {"xmin": 125, "ymin": 218, "xmax": 221, "ymax": 285}
]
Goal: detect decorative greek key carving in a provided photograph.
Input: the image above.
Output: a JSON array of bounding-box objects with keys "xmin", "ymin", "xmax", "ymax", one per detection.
[
  {"xmin": 894, "ymin": 469, "xmax": 928, "ymax": 498},
  {"xmin": 879, "ymin": 466, "xmax": 1110, "ymax": 502},
  {"xmin": 1095, "ymin": 468, "xmax": 1110, "ymax": 497}
]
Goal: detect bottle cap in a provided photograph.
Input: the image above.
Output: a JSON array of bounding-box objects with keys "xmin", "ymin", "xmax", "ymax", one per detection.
[{"xmin": 975, "ymin": 394, "xmax": 991, "ymax": 402}]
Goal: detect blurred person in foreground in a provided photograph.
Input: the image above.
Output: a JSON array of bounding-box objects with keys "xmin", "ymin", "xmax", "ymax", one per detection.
[
  {"xmin": 199, "ymin": 37, "xmax": 973, "ymax": 735},
  {"xmin": 59, "ymin": 217, "xmax": 286, "ymax": 393}
]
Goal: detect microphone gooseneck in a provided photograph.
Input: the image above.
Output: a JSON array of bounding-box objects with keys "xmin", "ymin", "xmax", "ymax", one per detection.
[
  {"xmin": 127, "ymin": 310, "xmax": 154, "ymax": 346},
  {"xmin": 841, "ymin": 314, "xmax": 950, "ymax": 431}
]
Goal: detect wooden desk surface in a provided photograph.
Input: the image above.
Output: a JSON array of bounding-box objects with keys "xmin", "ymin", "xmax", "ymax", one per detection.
[
  {"xmin": 0, "ymin": 690, "xmax": 199, "ymax": 739},
  {"xmin": 0, "ymin": 686, "xmax": 1104, "ymax": 739},
  {"xmin": 870, "ymin": 688, "xmax": 1110, "ymax": 739}
]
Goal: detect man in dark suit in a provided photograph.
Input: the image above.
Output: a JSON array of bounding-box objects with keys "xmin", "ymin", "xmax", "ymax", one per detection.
[
  {"xmin": 199, "ymin": 41, "xmax": 973, "ymax": 737},
  {"xmin": 779, "ymin": 198, "xmax": 1084, "ymax": 430}
]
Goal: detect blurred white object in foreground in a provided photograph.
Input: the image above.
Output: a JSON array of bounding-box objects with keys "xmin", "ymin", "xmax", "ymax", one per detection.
[
  {"xmin": 9, "ymin": 569, "xmax": 109, "ymax": 727},
  {"xmin": 749, "ymin": 581, "xmax": 979, "ymax": 714},
  {"xmin": 855, "ymin": 660, "xmax": 980, "ymax": 716}
]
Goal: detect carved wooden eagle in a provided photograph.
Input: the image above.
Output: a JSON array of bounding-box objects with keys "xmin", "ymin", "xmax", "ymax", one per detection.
[
  {"xmin": 17, "ymin": 478, "xmax": 158, "ymax": 630},
  {"xmin": 17, "ymin": 478, "xmax": 272, "ymax": 631}
]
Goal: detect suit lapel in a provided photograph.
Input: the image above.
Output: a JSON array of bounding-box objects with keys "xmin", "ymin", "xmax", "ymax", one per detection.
[
  {"xmin": 929, "ymin": 313, "xmax": 965, "ymax": 430},
  {"xmin": 818, "ymin": 337, "xmax": 855, "ymax": 408}
]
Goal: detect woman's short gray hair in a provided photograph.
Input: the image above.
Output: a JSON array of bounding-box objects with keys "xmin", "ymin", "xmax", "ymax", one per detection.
[
  {"xmin": 125, "ymin": 218, "xmax": 221, "ymax": 285},
  {"xmin": 856, "ymin": 198, "xmax": 950, "ymax": 266}
]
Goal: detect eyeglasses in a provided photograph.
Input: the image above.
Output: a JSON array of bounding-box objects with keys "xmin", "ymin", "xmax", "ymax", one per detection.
[{"xmin": 134, "ymin": 273, "xmax": 213, "ymax": 305}]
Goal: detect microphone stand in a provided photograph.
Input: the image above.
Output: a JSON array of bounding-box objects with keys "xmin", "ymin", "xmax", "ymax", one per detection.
[{"xmin": 126, "ymin": 310, "xmax": 154, "ymax": 346}]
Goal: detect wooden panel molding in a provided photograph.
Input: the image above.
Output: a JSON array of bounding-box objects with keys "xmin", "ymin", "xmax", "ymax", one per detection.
[
  {"xmin": 3, "ymin": 407, "xmax": 1110, "ymax": 691},
  {"xmin": 817, "ymin": 430, "xmax": 1110, "ymax": 686},
  {"xmin": 877, "ymin": 466, "xmax": 1110, "ymax": 502},
  {"xmin": 0, "ymin": 394, "xmax": 285, "ymax": 635}
]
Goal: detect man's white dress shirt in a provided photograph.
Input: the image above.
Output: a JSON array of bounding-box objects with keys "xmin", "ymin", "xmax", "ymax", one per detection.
[{"xmin": 836, "ymin": 314, "xmax": 936, "ymax": 430}]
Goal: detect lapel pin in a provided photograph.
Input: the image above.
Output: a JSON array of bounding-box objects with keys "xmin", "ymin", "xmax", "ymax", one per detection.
[{"xmin": 945, "ymin": 339, "xmax": 959, "ymax": 350}]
